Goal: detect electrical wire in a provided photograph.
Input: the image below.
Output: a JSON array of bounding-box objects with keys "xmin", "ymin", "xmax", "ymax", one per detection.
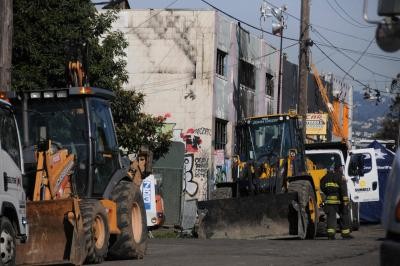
[
  {"xmin": 230, "ymin": 0, "xmax": 400, "ymax": 63},
  {"xmin": 312, "ymin": 28, "xmax": 395, "ymax": 80},
  {"xmin": 262, "ymin": 0, "xmax": 373, "ymax": 43},
  {"xmin": 341, "ymin": 38, "xmax": 374, "ymax": 81},
  {"xmin": 199, "ymin": 0, "xmax": 300, "ymax": 42},
  {"xmin": 133, "ymin": 42, "xmax": 298, "ymax": 90},
  {"xmin": 332, "ymin": 0, "xmax": 373, "ymax": 28},
  {"xmin": 327, "ymin": 0, "xmax": 374, "ymax": 29},
  {"xmin": 314, "ymin": 43, "xmax": 393, "ymax": 95}
]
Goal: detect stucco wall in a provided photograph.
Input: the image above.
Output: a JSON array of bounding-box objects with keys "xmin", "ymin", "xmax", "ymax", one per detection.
[{"xmin": 113, "ymin": 10, "xmax": 279, "ymax": 201}]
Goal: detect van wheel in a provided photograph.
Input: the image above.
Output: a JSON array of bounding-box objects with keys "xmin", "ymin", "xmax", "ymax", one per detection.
[
  {"xmin": 0, "ymin": 217, "xmax": 16, "ymax": 266},
  {"xmin": 80, "ymin": 200, "xmax": 110, "ymax": 264},
  {"xmin": 288, "ymin": 180, "xmax": 318, "ymax": 239},
  {"xmin": 109, "ymin": 181, "xmax": 148, "ymax": 259}
]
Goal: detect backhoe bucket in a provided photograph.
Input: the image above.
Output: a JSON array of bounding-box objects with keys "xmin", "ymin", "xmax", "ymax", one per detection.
[
  {"xmin": 17, "ymin": 199, "xmax": 86, "ymax": 265},
  {"xmin": 197, "ymin": 192, "xmax": 300, "ymax": 239}
]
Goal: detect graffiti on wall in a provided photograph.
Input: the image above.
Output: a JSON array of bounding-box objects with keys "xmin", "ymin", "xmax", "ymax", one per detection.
[
  {"xmin": 181, "ymin": 128, "xmax": 202, "ymax": 153},
  {"xmin": 193, "ymin": 127, "xmax": 212, "ymax": 136},
  {"xmin": 183, "ymin": 154, "xmax": 198, "ymax": 197}
]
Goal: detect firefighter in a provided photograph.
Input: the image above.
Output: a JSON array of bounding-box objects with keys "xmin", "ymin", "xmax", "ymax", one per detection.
[{"xmin": 320, "ymin": 163, "xmax": 353, "ymax": 240}]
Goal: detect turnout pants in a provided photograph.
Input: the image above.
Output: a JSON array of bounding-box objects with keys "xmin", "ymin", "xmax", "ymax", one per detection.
[{"xmin": 326, "ymin": 204, "xmax": 351, "ymax": 237}]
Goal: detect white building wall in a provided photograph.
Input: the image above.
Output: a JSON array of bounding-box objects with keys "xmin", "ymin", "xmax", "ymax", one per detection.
[{"xmin": 113, "ymin": 10, "xmax": 278, "ymax": 201}]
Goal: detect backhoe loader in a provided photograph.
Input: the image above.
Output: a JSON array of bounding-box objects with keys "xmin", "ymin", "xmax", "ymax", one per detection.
[
  {"xmin": 10, "ymin": 65, "xmax": 151, "ymax": 265},
  {"xmin": 197, "ymin": 112, "xmax": 321, "ymax": 239}
]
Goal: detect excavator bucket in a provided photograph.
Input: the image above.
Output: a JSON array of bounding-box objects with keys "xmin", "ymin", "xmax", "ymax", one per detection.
[
  {"xmin": 197, "ymin": 192, "xmax": 301, "ymax": 239},
  {"xmin": 17, "ymin": 199, "xmax": 86, "ymax": 265}
]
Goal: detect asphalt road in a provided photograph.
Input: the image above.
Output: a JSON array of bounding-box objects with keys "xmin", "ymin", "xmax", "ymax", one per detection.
[{"xmin": 99, "ymin": 224, "xmax": 384, "ymax": 266}]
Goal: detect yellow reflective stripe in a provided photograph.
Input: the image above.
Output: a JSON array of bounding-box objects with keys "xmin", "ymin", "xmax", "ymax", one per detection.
[
  {"xmin": 342, "ymin": 196, "xmax": 349, "ymax": 202},
  {"xmin": 327, "ymin": 196, "xmax": 338, "ymax": 200},
  {"xmin": 342, "ymin": 229, "xmax": 350, "ymax": 234},
  {"xmin": 327, "ymin": 228, "xmax": 336, "ymax": 233},
  {"xmin": 326, "ymin": 199, "xmax": 340, "ymax": 204},
  {"xmin": 325, "ymin": 182, "xmax": 339, "ymax": 188}
]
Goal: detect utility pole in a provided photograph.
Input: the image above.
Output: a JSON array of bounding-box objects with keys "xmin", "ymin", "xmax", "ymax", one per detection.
[
  {"xmin": 298, "ymin": 0, "xmax": 310, "ymax": 117},
  {"xmin": 0, "ymin": 0, "xmax": 13, "ymax": 91},
  {"xmin": 298, "ymin": 0, "xmax": 310, "ymax": 138}
]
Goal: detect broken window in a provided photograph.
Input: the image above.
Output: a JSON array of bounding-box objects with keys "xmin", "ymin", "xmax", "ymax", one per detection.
[
  {"xmin": 239, "ymin": 60, "xmax": 255, "ymax": 90},
  {"xmin": 216, "ymin": 49, "xmax": 227, "ymax": 77},
  {"xmin": 265, "ymin": 73, "xmax": 274, "ymax": 97}
]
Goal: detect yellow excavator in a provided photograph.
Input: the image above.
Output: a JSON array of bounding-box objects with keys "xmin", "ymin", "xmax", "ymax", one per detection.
[
  {"xmin": 11, "ymin": 63, "xmax": 151, "ymax": 265},
  {"xmin": 197, "ymin": 112, "xmax": 322, "ymax": 239}
]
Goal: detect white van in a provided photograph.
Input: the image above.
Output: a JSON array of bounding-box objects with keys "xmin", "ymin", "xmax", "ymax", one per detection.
[
  {"xmin": 305, "ymin": 142, "xmax": 379, "ymax": 230},
  {"xmin": 0, "ymin": 98, "xmax": 28, "ymax": 265}
]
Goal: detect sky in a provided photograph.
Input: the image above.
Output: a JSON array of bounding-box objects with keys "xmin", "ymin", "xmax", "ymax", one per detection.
[{"xmin": 126, "ymin": 0, "xmax": 400, "ymax": 96}]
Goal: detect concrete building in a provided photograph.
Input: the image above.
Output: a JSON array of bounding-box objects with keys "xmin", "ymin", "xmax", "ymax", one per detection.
[{"xmin": 112, "ymin": 9, "xmax": 279, "ymax": 201}]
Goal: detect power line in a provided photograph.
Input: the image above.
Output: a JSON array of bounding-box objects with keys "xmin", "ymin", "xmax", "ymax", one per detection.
[
  {"xmin": 332, "ymin": 0, "xmax": 373, "ymax": 28},
  {"xmin": 312, "ymin": 28, "xmax": 395, "ymax": 80},
  {"xmin": 203, "ymin": 0, "xmax": 400, "ymax": 63},
  {"xmin": 131, "ymin": 42, "xmax": 298, "ymax": 90},
  {"xmin": 314, "ymin": 43, "xmax": 394, "ymax": 96},
  {"xmin": 199, "ymin": 0, "xmax": 300, "ymax": 42},
  {"xmin": 316, "ymin": 43, "xmax": 400, "ymax": 62},
  {"xmin": 262, "ymin": 0, "xmax": 373, "ymax": 43},
  {"xmin": 327, "ymin": 0, "xmax": 373, "ymax": 29},
  {"xmin": 342, "ymin": 38, "xmax": 374, "ymax": 81}
]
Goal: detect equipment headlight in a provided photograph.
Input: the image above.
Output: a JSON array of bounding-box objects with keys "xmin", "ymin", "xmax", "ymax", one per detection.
[
  {"xmin": 56, "ymin": 90, "xmax": 68, "ymax": 98},
  {"xmin": 30, "ymin": 92, "xmax": 41, "ymax": 99},
  {"xmin": 43, "ymin": 91, "xmax": 55, "ymax": 98}
]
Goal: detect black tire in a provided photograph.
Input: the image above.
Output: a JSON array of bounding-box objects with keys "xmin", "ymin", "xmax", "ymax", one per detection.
[
  {"xmin": 0, "ymin": 217, "xmax": 16, "ymax": 266},
  {"xmin": 288, "ymin": 180, "xmax": 318, "ymax": 239},
  {"xmin": 350, "ymin": 200, "xmax": 360, "ymax": 231},
  {"xmin": 108, "ymin": 181, "xmax": 148, "ymax": 259},
  {"xmin": 80, "ymin": 200, "xmax": 110, "ymax": 264}
]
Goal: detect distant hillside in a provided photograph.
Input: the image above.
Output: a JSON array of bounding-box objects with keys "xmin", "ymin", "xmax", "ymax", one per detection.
[{"xmin": 352, "ymin": 90, "xmax": 390, "ymax": 138}]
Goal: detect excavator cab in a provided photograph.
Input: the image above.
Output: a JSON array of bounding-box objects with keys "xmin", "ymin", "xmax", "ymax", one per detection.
[{"xmin": 11, "ymin": 87, "xmax": 149, "ymax": 265}]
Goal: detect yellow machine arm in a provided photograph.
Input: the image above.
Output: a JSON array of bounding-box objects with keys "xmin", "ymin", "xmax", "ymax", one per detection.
[
  {"xmin": 33, "ymin": 140, "xmax": 75, "ymax": 201},
  {"xmin": 310, "ymin": 63, "xmax": 347, "ymax": 142}
]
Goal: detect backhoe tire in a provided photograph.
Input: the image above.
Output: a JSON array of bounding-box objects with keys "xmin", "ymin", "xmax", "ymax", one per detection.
[
  {"xmin": 108, "ymin": 181, "xmax": 148, "ymax": 260},
  {"xmin": 288, "ymin": 180, "xmax": 318, "ymax": 239},
  {"xmin": 80, "ymin": 200, "xmax": 110, "ymax": 264},
  {"xmin": 0, "ymin": 217, "xmax": 16, "ymax": 266}
]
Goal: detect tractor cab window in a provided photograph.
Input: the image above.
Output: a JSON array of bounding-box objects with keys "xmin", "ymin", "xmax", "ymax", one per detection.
[
  {"xmin": 89, "ymin": 98, "xmax": 119, "ymax": 195},
  {"xmin": 248, "ymin": 118, "xmax": 285, "ymax": 162},
  {"xmin": 26, "ymin": 98, "xmax": 89, "ymax": 196}
]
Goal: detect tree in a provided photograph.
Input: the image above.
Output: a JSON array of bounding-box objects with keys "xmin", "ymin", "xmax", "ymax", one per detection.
[{"xmin": 12, "ymin": 0, "xmax": 171, "ymax": 158}]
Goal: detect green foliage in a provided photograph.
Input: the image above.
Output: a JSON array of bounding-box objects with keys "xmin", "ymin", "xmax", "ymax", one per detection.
[
  {"xmin": 12, "ymin": 0, "xmax": 171, "ymax": 157},
  {"xmin": 375, "ymin": 94, "xmax": 400, "ymax": 141}
]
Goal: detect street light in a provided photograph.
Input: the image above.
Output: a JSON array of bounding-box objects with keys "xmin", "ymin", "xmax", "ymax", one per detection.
[{"xmin": 260, "ymin": 2, "xmax": 287, "ymax": 114}]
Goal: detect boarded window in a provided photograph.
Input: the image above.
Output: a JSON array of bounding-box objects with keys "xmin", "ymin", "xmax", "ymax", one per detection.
[{"xmin": 215, "ymin": 119, "xmax": 228, "ymax": 150}]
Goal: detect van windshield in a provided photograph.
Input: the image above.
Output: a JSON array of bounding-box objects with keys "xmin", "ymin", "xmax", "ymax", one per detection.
[{"xmin": 306, "ymin": 153, "xmax": 342, "ymax": 171}]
